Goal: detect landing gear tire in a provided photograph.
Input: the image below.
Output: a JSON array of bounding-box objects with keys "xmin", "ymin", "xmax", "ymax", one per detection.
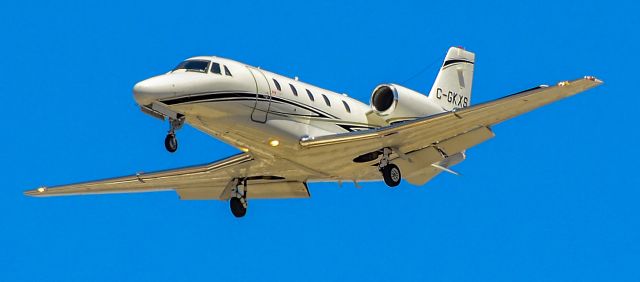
[
  {"xmin": 230, "ymin": 178, "xmax": 248, "ymax": 218},
  {"xmin": 230, "ymin": 197, "xmax": 247, "ymax": 218},
  {"xmin": 164, "ymin": 133, "xmax": 178, "ymax": 153},
  {"xmin": 382, "ymin": 163, "xmax": 401, "ymax": 187},
  {"xmin": 164, "ymin": 116, "xmax": 184, "ymax": 153}
]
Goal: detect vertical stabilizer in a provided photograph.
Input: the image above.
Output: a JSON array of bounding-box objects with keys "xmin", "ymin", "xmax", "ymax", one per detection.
[{"xmin": 428, "ymin": 47, "xmax": 475, "ymax": 111}]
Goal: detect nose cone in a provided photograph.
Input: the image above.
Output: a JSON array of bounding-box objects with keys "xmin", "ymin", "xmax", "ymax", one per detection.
[
  {"xmin": 133, "ymin": 82, "xmax": 150, "ymax": 106},
  {"xmin": 133, "ymin": 76, "xmax": 173, "ymax": 106}
]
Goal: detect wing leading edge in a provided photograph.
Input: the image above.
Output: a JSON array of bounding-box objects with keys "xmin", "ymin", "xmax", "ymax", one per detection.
[{"xmin": 300, "ymin": 77, "xmax": 602, "ymax": 152}]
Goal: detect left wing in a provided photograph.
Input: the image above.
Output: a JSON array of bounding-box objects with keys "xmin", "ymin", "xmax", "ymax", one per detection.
[
  {"xmin": 24, "ymin": 153, "xmax": 312, "ymax": 200},
  {"xmin": 291, "ymin": 77, "xmax": 603, "ymax": 183}
]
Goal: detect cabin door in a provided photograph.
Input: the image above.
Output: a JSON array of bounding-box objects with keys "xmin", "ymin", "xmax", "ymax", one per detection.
[{"xmin": 246, "ymin": 67, "xmax": 272, "ymax": 123}]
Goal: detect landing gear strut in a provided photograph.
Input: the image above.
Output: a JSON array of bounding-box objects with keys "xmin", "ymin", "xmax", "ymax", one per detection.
[
  {"xmin": 379, "ymin": 147, "xmax": 401, "ymax": 187},
  {"xmin": 164, "ymin": 117, "xmax": 184, "ymax": 153},
  {"xmin": 230, "ymin": 178, "xmax": 248, "ymax": 218}
]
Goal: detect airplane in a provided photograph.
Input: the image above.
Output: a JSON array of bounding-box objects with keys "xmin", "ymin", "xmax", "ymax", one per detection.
[{"xmin": 24, "ymin": 47, "xmax": 602, "ymax": 218}]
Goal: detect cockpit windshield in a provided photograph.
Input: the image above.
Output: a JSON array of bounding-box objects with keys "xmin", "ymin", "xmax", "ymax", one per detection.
[{"xmin": 173, "ymin": 60, "xmax": 210, "ymax": 73}]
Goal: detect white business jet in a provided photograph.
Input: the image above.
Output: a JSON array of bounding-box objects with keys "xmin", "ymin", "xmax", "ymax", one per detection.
[{"xmin": 25, "ymin": 47, "xmax": 602, "ymax": 217}]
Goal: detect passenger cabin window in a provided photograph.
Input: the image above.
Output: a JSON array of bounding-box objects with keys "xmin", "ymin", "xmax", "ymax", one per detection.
[
  {"xmin": 224, "ymin": 65, "xmax": 232, "ymax": 76},
  {"xmin": 273, "ymin": 79, "xmax": 281, "ymax": 91},
  {"xmin": 322, "ymin": 94, "xmax": 331, "ymax": 106},
  {"xmin": 342, "ymin": 100, "xmax": 351, "ymax": 113},
  {"xmin": 289, "ymin": 84, "xmax": 298, "ymax": 96},
  {"xmin": 173, "ymin": 60, "xmax": 210, "ymax": 73},
  {"xmin": 306, "ymin": 89, "xmax": 315, "ymax": 101},
  {"xmin": 210, "ymin": 62, "xmax": 221, "ymax": 74}
]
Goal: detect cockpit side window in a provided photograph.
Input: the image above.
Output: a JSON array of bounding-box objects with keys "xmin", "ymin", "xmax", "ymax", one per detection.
[
  {"xmin": 173, "ymin": 60, "xmax": 210, "ymax": 73},
  {"xmin": 224, "ymin": 65, "xmax": 232, "ymax": 76},
  {"xmin": 210, "ymin": 62, "xmax": 221, "ymax": 74}
]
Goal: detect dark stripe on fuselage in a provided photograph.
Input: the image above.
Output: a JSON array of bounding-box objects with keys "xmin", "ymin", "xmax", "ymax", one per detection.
[
  {"xmin": 161, "ymin": 92, "xmax": 380, "ymax": 133},
  {"xmin": 162, "ymin": 92, "xmax": 252, "ymax": 105},
  {"xmin": 160, "ymin": 92, "xmax": 339, "ymax": 119}
]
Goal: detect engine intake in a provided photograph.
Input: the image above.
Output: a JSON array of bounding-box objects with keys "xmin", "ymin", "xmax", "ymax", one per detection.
[
  {"xmin": 369, "ymin": 84, "xmax": 442, "ymax": 122},
  {"xmin": 371, "ymin": 85, "xmax": 397, "ymax": 114}
]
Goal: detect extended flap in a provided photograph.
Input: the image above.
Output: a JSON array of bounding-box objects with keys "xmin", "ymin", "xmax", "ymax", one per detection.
[
  {"xmin": 438, "ymin": 126, "xmax": 494, "ymax": 155},
  {"xmin": 176, "ymin": 181, "xmax": 310, "ymax": 200}
]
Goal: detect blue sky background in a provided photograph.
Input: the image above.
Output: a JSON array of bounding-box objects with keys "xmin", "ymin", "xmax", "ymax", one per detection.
[{"xmin": 1, "ymin": 0, "xmax": 639, "ymax": 281}]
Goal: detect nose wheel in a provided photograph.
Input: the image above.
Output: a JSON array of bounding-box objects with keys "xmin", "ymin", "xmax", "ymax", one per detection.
[
  {"xmin": 164, "ymin": 117, "xmax": 184, "ymax": 153},
  {"xmin": 379, "ymin": 147, "xmax": 402, "ymax": 187},
  {"xmin": 164, "ymin": 133, "xmax": 178, "ymax": 153}
]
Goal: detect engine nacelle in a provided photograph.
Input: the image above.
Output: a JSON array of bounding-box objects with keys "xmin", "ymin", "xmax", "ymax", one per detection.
[{"xmin": 370, "ymin": 84, "xmax": 442, "ymax": 122}]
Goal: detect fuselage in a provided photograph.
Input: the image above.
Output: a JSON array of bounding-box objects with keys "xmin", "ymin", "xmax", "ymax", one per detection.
[
  {"xmin": 131, "ymin": 55, "xmax": 456, "ymax": 182},
  {"xmin": 134, "ymin": 56, "xmax": 383, "ymax": 157}
]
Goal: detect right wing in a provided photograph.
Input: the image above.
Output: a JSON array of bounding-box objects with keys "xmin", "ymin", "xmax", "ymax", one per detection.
[{"xmin": 24, "ymin": 153, "xmax": 313, "ymax": 200}]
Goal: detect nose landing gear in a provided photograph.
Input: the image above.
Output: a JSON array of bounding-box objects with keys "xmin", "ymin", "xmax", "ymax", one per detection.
[
  {"xmin": 379, "ymin": 147, "xmax": 401, "ymax": 187},
  {"xmin": 164, "ymin": 117, "xmax": 184, "ymax": 153}
]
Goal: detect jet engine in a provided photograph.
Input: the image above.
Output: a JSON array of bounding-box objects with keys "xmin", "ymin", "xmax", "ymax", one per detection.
[{"xmin": 370, "ymin": 84, "xmax": 442, "ymax": 123}]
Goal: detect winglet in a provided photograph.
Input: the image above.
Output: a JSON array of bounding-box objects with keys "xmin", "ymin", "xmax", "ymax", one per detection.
[{"xmin": 584, "ymin": 76, "xmax": 603, "ymax": 83}]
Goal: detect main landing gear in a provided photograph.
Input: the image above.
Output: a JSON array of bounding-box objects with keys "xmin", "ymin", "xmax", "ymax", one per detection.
[
  {"xmin": 164, "ymin": 117, "xmax": 184, "ymax": 153},
  {"xmin": 230, "ymin": 179, "xmax": 248, "ymax": 218},
  {"xmin": 379, "ymin": 147, "xmax": 401, "ymax": 187}
]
